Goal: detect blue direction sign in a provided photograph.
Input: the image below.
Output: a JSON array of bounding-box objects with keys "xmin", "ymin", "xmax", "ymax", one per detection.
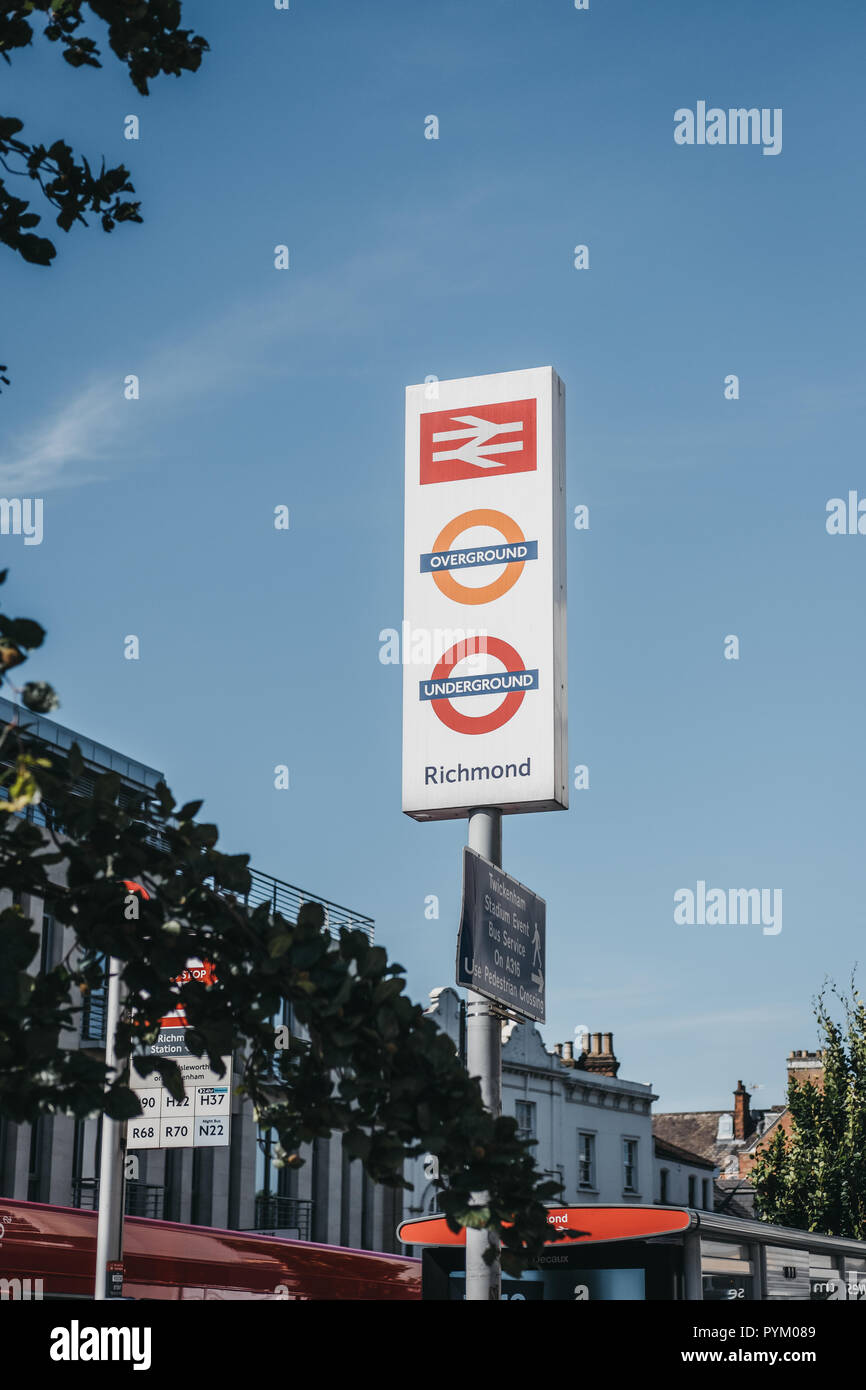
[{"xmin": 456, "ymin": 848, "xmax": 546, "ymax": 1022}]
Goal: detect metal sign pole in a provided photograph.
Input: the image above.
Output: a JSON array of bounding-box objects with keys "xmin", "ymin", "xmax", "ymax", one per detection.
[
  {"xmin": 94, "ymin": 956, "xmax": 127, "ymax": 1300},
  {"xmin": 465, "ymin": 806, "xmax": 502, "ymax": 1301}
]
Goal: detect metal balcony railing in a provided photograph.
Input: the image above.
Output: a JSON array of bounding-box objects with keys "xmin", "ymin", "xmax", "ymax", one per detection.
[
  {"xmin": 253, "ymin": 1196, "xmax": 312, "ymax": 1241},
  {"xmin": 2, "ymin": 699, "xmax": 374, "ymax": 946},
  {"xmin": 244, "ymin": 868, "xmax": 374, "ymax": 941},
  {"xmin": 72, "ymin": 1178, "xmax": 165, "ymax": 1219},
  {"xmin": 78, "ymin": 871, "xmax": 375, "ymax": 1045}
]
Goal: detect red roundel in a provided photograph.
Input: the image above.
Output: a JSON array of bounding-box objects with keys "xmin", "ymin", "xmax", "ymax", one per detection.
[{"xmin": 429, "ymin": 636, "xmax": 528, "ymax": 735}]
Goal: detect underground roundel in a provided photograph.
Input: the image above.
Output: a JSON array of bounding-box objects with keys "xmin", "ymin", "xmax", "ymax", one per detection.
[{"xmin": 419, "ymin": 636, "xmax": 538, "ymax": 735}]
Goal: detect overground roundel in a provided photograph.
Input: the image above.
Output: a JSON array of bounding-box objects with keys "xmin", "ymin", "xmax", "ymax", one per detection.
[
  {"xmin": 429, "ymin": 636, "xmax": 529, "ymax": 735},
  {"xmin": 428, "ymin": 509, "xmax": 528, "ymax": 605}
]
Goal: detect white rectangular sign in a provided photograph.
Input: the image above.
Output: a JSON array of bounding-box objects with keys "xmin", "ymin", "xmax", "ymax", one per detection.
[
  {"xmin": 402, "ymin": 366, "xmax": 567, "ymax": 820},
  {"xmin": 128, "ymin": 1047, "xmax": 232, "ymax": 1150}
]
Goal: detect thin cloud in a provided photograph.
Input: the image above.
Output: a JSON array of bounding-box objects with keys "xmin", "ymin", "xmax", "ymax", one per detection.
[
  {"xmin": 635, "ymin": 1006, "xmax": 804, "ymax": 1040},
  {"xmin": 0, "ymin": 379, "xmax": 115, "ymax": 493},
  {"xmin": 0, "ymin": 247, "xmax": 421, "ymax": 493}
]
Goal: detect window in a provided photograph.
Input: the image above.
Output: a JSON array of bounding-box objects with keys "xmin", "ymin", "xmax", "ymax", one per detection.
[
  {"xmin": 578, "ymin": 1132, "xmax": 595, "ymax": 1189},
  {"xmin": 340, "ymin": 1133, "xmax": 353, "ymax": 1248},
  {"xmin": 688, "ymin": 1174, "xmax": 696, "ymax": 1206},
  {"xmin": 0, "ymin": 1113, "xmax": 10, "ymax": 1198},
  {"xmin": 71, "ymin": 1115, "xmax": 101, "ymax": 1198},
  {"xmin": 360, "ymin": 1170, "xmax": 374, "ymax": 1252},
  {"xmin": 163, "ymin": 1149, "xmax": 182, "ymax": 1223},
  {"xmin": 257, "ymin": 1125, "xmax": 297, "ymax": 1209},
  {"xmin": 40, "ymin": 899, "xmax": 57, "ymax": 975},
  {"xmin": 268, "ymin": 998, "xmax": 295, "ymax": 1077},
  {"xmin": 81, "ymin": 954, "xmax": 108, "ymax": 1043},
  {"xmin": 659, "ymin": 1167, "xmax": 669, "ymax": 1203},
  {"xmin": 701, "ymin": 1240, "xmax": 754, "ymax": 1301},
  {"xmin": 191, "ymin": 1148, "xmax": 213, "ymax": 1227},
  {"xmin": 809, "ymin": 1252, "xmax": 844, "ymax": 1301},
  {"xmin": 515, "ymin": 1101, "xmax": 536, "ymax": 1141},
  {"xmin": 310, "ymin": 1136, "xmax": 330, "ymax": 1244},
  {"xmin": 28, "ymin": 1116, "xmax": 49, "ymax": 1202},
  {"xmin": 702, "ymin": 1178, "xmax": 710, "ymax": 1210},
  {"xmin": 623, "ymin": 1138, "xmax": 638, "ymax": 1193},
  {"xmin": 844, "ymin": 1256, "xmax": 866, "ymax": 1302}
]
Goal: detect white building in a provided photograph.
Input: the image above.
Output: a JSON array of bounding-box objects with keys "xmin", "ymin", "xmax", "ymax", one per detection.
[
  {"xmin": 404, "ymin": 988, "xmax": 659, "ymax": 1227},
  {"xmin": 653, "ymin": 1136, "xmax": 717, "ymax": 1211}
]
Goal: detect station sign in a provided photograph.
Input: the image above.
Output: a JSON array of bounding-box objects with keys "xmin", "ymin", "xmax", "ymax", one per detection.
[
  {"xmin": 456, "ymin": 848, "xmax": 546, "ymax": 1022},
  {"xmin": 398, "ymin": 1206, "xmax": 693, "ymax": 1248},
  {"xmin": 403, "ymin": 367, "xmax": 568, "ymax": 821}
]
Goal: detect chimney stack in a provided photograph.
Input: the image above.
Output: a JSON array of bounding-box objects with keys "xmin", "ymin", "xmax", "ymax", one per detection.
[
  {"xmin": 575, "ymin": 1031, "xmax": 620, "ymax": 1078},
  {"xmin": 786, "ymin": 1050, "xmax": 825, "ymax": 1090},
  {"xmin": 733, "ymin": 1080, "xmax": 751, "ymax": 1140}
]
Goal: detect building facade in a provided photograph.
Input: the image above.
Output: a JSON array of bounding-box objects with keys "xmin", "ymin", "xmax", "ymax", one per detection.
[
  {"xmin": 653, "ymin": 1052, "xmax": 822, "ymax": 1218},
  {"xmin": 404, "ymin": 988, "xmax": 659, "ymax": 1227},
  {"xmin": 0, "ymin": 698, "xmax": 402, "ymax": 1254},
  {"xmin": 653, "ymin": 1136, "xmax": 717, "ymax": 1211}
]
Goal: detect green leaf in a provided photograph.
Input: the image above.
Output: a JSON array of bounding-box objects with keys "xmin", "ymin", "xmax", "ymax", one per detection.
[
  {"xmin": 297, "ymin": 902, "xmax": 325, "ymax": 930},
  {"xmin": 104, "ymin": 1085, "xmax": 145, "ymax": 1120},
  {"xmin": 343, "ymin": 1131, "xmax": 372, "ymax": 1161},
  {"xmin": 1, "ymin": 616, "xmax": 45, "ymax": 649},
  {"xmin": 21, "ymin": 681, "xmax": 60, "ymax": 713},
  {"xmin": 67, "ymin": 742, "xmax": 84, "ymax": 779},
  {"xmin": 360, "ymin": 946, "xmax": 388, "ymax": 979},
  {"xmin": 374, "ymin": 977, "xmax": 404, "ymax": 1004},
  {"xmin": 460, "ymin": 1206, "xmax": 491, "ymax": 1229}
]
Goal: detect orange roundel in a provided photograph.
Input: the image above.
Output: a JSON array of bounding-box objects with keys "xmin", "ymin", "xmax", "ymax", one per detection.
[{"xmin": 429, "ymin": 508, "xmax": 528, "ymax": 606}]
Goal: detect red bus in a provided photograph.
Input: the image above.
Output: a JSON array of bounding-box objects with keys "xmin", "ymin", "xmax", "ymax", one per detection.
[{"xmin": 0, "ymin": 1198, "xmax": 421, "ymax": 1301}]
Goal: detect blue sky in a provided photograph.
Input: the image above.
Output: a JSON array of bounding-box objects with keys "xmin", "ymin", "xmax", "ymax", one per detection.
[{"xmin": 2, "ymin": 0, "xmax": 865, "ymax": 1112}]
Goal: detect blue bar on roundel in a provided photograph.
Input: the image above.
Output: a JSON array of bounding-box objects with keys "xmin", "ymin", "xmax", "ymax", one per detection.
[
  {"xmin": 420, "ymin": 541, "xmax": 537, "ymax": 573},
  {"xmin": 419, "ymin": 670, "xmax": 539, "ymax": 701}
]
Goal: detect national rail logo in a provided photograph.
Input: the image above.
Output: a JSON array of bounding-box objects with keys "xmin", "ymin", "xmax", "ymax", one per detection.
[
  {"xmin": 419, "ymin": 398, "xmax": 537, "ymax": 484},
  {"xmin": 420, "ymin": 635, "xmax": 538, "ymax": 735},
  {"xmin": 421, "ymin": 508, "xmax": 538, "ymax": 605}
]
